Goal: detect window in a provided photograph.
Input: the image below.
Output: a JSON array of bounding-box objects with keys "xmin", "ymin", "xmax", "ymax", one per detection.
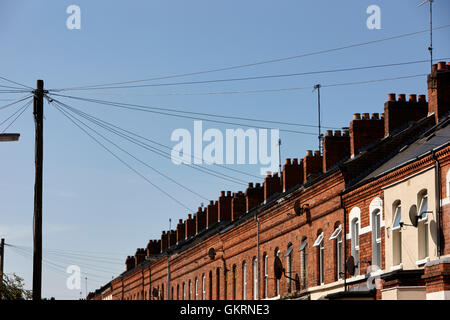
[
  {"xmin": 216, "ymin": 268, "xmax": 220, "ymax": 300},
  {"xmin": 418, "ymin": 192, "xmax": 429, "ymax": 260},
  {"xmin": 299, "ymin": 237, "xmax": 308, "ymax": 289},
  {"xmin": 232, "ymin": 264, "xmax": 237, "ymax": 299},
  {"xmin": 188, "ymin": 280, "xmax": 191, "ymax": 300},
  {"xmin": 209, "ymin": 271, "xmax": 213, "ymax": 300},
  {"xmin": 313, "ymin": 231, "xmax": 324, "ymax": 284},
  {"xmin": 275, "ymin": 249, "xmax": 280, "ymax": 296},
  {"xmin": 176, "ymin": 284, "xmax": 179, "ymax": 300},
  {"xmin": 183, "ymin": 282, "xmax": 186, "ymax": 300},
  {"xmin": 253, "ymin": 258, "xmax": 258, "ymax": 300},
  {"xmin": 330, "ymin": 224, "xmax": 342, "ymax": 280},
  {"xmin": 351, "ymin": 218, "xmax": 360, "ymax": 275},
  {"xmin": 195, "ymin": 278, "xmax": 198, "ymax": 300},
  {"xmin": 242, "ymin": 262, "xmax": 247, "ymax": 300},
  {"xmin": 285, "ymin": 244, "xmax": 293, "ymax": 292},
  {"xmin": 372, "ymin": 209, "xmax": 382, "ymax": 268},
  {"xmin": 161, "ymin": 284, "xmax": 164, "ymax": 300},
  {"xmin": 392, "ymin": 202, "xmax": 402, "ymax": 266},
  {"xmin": 202, "ymin": 274, "xmax": 206, "ymax": 300},
  {"xmin": 263, "ymin": 254, "xmax": 268, "ymax": 298},
  {"xmin": 224, "ymin": 267, "xmax": 228, "ymax": 300}
]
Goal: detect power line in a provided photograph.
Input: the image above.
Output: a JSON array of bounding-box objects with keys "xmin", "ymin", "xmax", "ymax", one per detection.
[
  {"xmin": 52, "ymin": 102, "xmax": 198, "ymax": 212},
  {"xmin": 49, "ymin": 98, "xmax": 262, "ymax": 181},
  {"xmin": 49, "ymin": 58, "xmax": 449, "ymax": 92},
  {"xmin": 49, "ymin": 94, "xmax": 320, "ymax": 135},
  {"xmin": 0, "ymin": 95, "xmax": 33, "ymax": 110},
  {"xmin": 52, "ymin": 98, "xmax": 250, "ymax": 185},
  {"xmin": 1, "ymin": 100, "xmax": 32, "ymax": 133},
  {"xmin": 48, "ymin": 25, "xmax": 450, "ymax": 91},
  {"xmin": 0, "ymin": 98, "xmax": 32, "ymax": 128},
  {"xmin": 0, "ymin": 75, "xmax": 33, "ymax": 90}
]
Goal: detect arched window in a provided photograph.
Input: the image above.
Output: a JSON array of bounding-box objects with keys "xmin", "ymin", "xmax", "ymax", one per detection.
[
  {"xmin": 232, "ymin": 264, "xmax": 237, "ymax": 299},
  {"xmin": 263, "ymin": 254, "xmax": 268, "ymax": 298},
  {"xmin": 182, "ymin": 282, "xmax": 186, "ymax": 300},
  {"xmin": 299, "ymin": 237, "xmax": 308, "ymax": 289},
  {"xmin": 171, "ymin": 286, "xmax": 174, "ymax": 301},
  {"xmin": 195, "ymin": 278, "xmax": 198, "ymax": 300},
  {"xmin": 242, "ymin": 261, "xmax": 247, "ymax": 300},
  {"xmin": 351, "ymin": 217, "xmax": 360, "ymax": 275},
  {"xmin": 372, "ymin": 209, "xmax": 382, "ymax": 268},
  {"xmin": 313, "ymin": 231, "xmax": 324, "ymax": 284},
  {"xmin": 252, "ymin": 257, "xmax": 258, "ymax": 299},
  {"xmin": 418, "ymin": 191, "xmax": 429, "ymax": 260},
  {"xmin": 224, "ymin": 267, "xmax": 228, "ymax": 300},
  {"xmin": 216, "ymin": 268, "xmax": 220, "ymax": 300},
  {"xmin": 176, "ymin": 284, "xmax": 179, "ymax": 300},
  {"xmin": 330, "ymin": 224, "xmax": 343, "ymax": 280},
  {"xmin": 392, "ymin": 201, "xmax": 402, "ymax": 266},
  {"xmin": 161, "ymin": 284, "xmax": 164, "ymax": 300},
  {"xmin": 209, "ymin": 271, "xmax": 213, "ymax": 300},
  {"xmin": 275, "ymin": 248, "xmax": 280, "ymax": 296},
  {"xmin": 202, "ymin": 274, "xmax": 206, "ymax": 300},
  {"xmin": 285, "ymin": 243, "xmax": 293, "ymax": 292},
  {"xmin": 188, "ymin": 280, "xmax": 191, "ymax": 300}
]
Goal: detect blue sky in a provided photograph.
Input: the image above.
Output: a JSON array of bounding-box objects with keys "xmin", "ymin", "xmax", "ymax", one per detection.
[{"xmin": 0, "ymin": 0, "xmax": 449, "ymax": 299}]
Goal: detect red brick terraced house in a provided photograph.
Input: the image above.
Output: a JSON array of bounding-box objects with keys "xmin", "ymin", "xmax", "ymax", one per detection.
[{"xmin": 88, "ymin": 61, "xmax": 450, "ymax": 301}]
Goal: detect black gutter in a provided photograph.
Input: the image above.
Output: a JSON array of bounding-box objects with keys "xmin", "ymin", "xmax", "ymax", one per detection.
[{"xmin": 431, "ymin": 150, "xmax": 442, "ymax": 258}]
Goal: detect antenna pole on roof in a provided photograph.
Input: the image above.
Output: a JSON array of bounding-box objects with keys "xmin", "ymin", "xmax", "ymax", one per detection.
[
  {"xmin": 419, "ymin": 0, "xmax": 434, "ymax": 73},
  {"xmin": 313, "ymin": 84, "xmax": 322, "ymax": 154}
]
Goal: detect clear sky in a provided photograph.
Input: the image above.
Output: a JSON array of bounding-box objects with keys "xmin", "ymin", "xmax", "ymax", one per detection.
[{"xmin": 0, "ymin": 0, "xmax": 449, "ymax": 299}]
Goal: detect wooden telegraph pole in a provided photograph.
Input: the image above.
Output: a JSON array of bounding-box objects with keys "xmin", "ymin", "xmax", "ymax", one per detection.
[{"xmin": 32, "ymin": 80, "xmax": 45, "ymax": 300}]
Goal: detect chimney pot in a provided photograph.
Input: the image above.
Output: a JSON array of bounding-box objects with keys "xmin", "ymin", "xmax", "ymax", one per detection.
[
  {"xmin": 306, "ymin": 150, "xmax": 313, "ymax": 157},
  {"xmin": 353, "ymin": 113, "xmax": 361, "ymax": 120},
  {"xmin": 188, "ymin": 214, "xmax": 192, "ymax": 219},
  {"xmin": 256, "ymin": 183, "xmax": 261, "ymax": 188},
  {"xmin": 326, "ymin": 130, "xmax": 333, "ymax": 137},
  {"xmin": 293, "ymin": 158, "xmax": 298, "ymax": 165},
  {"xmin": 418, "ymin": 95, "xmax": 426, "ymax": 103},
  {"xmin": 398, "ymin": 94, "xmax": 406, "ymax": 101},
  {"xmin": 342, "ymin": 130, "xmax": 349, "ymax": 137},
  {"xmin": 285, "ymin": 158, "xmax": 291, "ymax": 165},
  {"xmin": 227, "ymin": 191, "xmax": 231, "ymax": 197},
  {"xmin": 314, "ymin": 150, "xmax": 320, "ymax": 157},
  {"xmin": 334, "ymin": 130, "xmax": 341, "ymax": 136},
  {"xmin": 220, "ymin": 191, "xmax": 225, "ymax": 196},
  {"xmin": 248, "ymin": 183, "xmax": 253, "ymax": 188},
  {"xmin": 437, "ymin": 61, "xmax": 446, "ymax": 71},
  {"xmin": 362, "ymin": 113, "xmax": 370, "ymax": 120},
  {"xmin": 408, "ymin": 94, "xmax": 417, "ymax": 102},
  {"xmin": 371, "ymin": 113, "xmax": 379, "ymax": 120},
  {"xmin": 388, "ymin": 93, "xmax": 396, "ymax": 101}
]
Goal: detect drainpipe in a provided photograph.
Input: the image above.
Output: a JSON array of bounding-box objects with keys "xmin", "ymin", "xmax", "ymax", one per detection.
[
  {"xmin": 255, "ymin": 213, "xmax": 260, "ymax": 300},
  {"xmin": 340, "ymin": 193, "xmax": 347, "ymax": 292},
  {"xmin": 167, "ymin": 256, "xmax": 171, "ymax": 300},
  {"xmin": 431, "ymin": 150, "xmax": 442, "ymax": 258}
]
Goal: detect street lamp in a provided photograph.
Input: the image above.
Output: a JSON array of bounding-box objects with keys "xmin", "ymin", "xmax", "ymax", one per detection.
[{"xmin": 0, "ymin": 133, "xmax": 20, "ymax": 142}]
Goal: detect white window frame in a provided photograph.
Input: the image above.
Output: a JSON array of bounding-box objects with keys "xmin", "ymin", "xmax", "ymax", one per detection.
[
  {"xmin": 351, "ymin": 218, "xmax": 360, "ymax": 276},
  {"xmin": 418, "ymin": 193, "xmax": 429, "ymax": 260},
  {"xmin": 285, "ymin": 245, "xmax": 293, "ymax": 292},
  {"xmin": 392, "ymin": 203, "xmax": 402, "ymax": 266},
  {"xmin": 195, "ymin": 278, "xmax": 198, "ymax": 300},
  {"xmin": 299, "ymin": 239, "xmax": 308, "ymax": 289},
  {"xmin": 263, "ymin": 255, "xmax": 268, "ymax": 298},
  {"xmin": 372, "ymin": 209, "xmax": 382, "ymax": 268},
  {"xmin": 418, "ymin": 194, "xmax": 428, "ymax": 222},
  {"xmin": 275, "ymin": 250, "xmax": 280, "ymax": 296},
  {"xmin": 202, "ymin": 274, "xmax": 206, "ymax": 300},
  {"xmin": 253, "ymin": 258, "xmax": 258, "ymax": 300}
]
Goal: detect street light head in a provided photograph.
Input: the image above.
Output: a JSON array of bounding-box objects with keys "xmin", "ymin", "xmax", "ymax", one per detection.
[{"xmin": 0, "ymin": 133, "xmax": 20, "ymax": 142}]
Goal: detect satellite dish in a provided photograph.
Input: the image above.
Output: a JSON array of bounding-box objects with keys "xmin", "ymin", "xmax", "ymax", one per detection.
[
  {"xmin": 409, "ymin": 205, "xmax": 419, "ymax": 227},
  {"xmin": 208, "ymin": 248, "xmax": 216, "ymax": 260},
  {"xmin": 346, "ymin": 256, "xmax": 356, "ymax": 276},
  {"xmin": 273, "ymin": 256, "xmax": 284, "ymax": 280},
  {"xmin": 294, "ymin": 200, "xmax": 302, "ymax": 216}
]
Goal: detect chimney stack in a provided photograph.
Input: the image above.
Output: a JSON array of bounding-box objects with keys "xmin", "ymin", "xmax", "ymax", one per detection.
[
  {"xmin": 245, "ymin": 183, "xmax": 264, "ymax": 213},
  {"xmin": 176, "ymin": 219, "xmax": 185, "ymax": 243},
  {"xmin": 195, "ymin": 207, "xmax": 206, "ymax": 234},
  {"xmin": 161, "ymin": 231, "xmax": 168, "ymax": 252},
  {"xmin": 134, "ymin": 248, "xmax": 146, "ymax": 266},
  {"xmin": 206, "ymin": 200, "xmax": 218, "ymax": 227},
  {"xmin": 146, "ymin": 239, "xmax": 161, "ymax": 256},
  {"xmin": 168, "ymin": 230, "xmax": 176, "ymax": 247},
  {"xmin": 303, "ymin": 150, "xmax": 322, "ymax": 183},
  {"xmin": 125, "ymin": 256, "xmax": 135, "ymax": 271},
  {"xmin": 282, "ymin": 158, "xmax": 303, "ymax": 192},
  {"xmin": 428, "ymin": 61, "xmax": 450, "ymax": 123},
  {"xmin": 322, "ymin": 130, "xmax": 350, "ymax": 172},
  {"xmin": 350, "ymin": 112, "xmax": 384, "ymax": 157},
  {"xmin": 231, "ymin": 191, "xmax": 246, "ymax": 220},
  {"xmin": 185, "ymin": 214, "xmax": 195, "ymax": 239},
  {"xmin": 264, "ymin": 172, "xmax": 282, "ymax": 203},
  {"xmin": 218, "ymin": 191, "xmax": 232, "ymax": 222},
  {"xmin": 384, "ymin": 92, "xmax": 428, "ymax": 136}
]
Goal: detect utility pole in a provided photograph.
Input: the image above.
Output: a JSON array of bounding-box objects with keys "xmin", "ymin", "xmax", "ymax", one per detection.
[
  {"xmin": 0, "ymin": 238, "xmax": 4, "ymax": 287},
  {"xmin": 33, "ymin": 80, "xmax": 45, "ymax": 301},
  {"xmin": 313, "ymin": 84, "xmax": 322, "ymax": 154}
]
